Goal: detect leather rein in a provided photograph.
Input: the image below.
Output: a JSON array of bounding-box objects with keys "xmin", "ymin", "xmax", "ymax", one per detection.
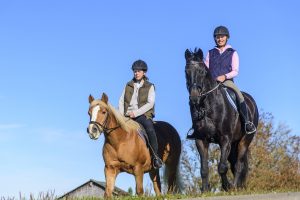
[{"xmin": 89, "ymin": 111, "xmax": 121, "ymax": 135}]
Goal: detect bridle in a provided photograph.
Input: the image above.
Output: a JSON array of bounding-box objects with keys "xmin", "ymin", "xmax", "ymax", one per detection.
[
  {"xmin": 89, "ymin": 108, "xmax": 121, "ymax": 135},
  {"xmin": 186, "ymin": 62, "xmax": 221, "ymax": 101},
  {"xmin": 186, "ymin": 61, "xmax": 221, "ymax": 120}
]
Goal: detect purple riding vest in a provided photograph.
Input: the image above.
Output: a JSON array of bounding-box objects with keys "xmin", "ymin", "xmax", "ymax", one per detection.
[{"xmin": 209, "ymin": 48, "xmax": 235, "ymax": 80}]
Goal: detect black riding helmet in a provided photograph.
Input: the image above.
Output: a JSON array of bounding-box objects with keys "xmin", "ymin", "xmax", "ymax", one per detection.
[
  {"xmin": 131, "ymin": 59, "xmax": 148, "ymax": 72},
  {"xmin": 214, "ymin": 26, "xmax": 230, "ymax": 38}
]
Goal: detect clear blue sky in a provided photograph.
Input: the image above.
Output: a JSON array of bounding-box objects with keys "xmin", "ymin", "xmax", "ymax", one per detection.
[{"xmin": 1, "ymin": 0, "xmax": 299, "ymax": 197}]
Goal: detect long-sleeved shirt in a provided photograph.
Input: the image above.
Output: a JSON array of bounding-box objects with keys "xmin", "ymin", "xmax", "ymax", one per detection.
[
  {"xmin": 205, "ymin": 44, "xmax": 239, "ymax": 79},
  {"xmin": 118, "ymin": 80, "xmax": 155, "ymax": 118}
]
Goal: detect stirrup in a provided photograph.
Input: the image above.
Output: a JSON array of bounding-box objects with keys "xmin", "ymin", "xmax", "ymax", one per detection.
[
  {"xmin": 186, "ymin": 128, "xmax": 196, "ymax": 140},
  {"xmin": 245, "ymin": 121, "xmax": 256, "ymax": 135},
  {"xmin": 152, "ymin": 157, "xmax": 162, "ymax": 169}
]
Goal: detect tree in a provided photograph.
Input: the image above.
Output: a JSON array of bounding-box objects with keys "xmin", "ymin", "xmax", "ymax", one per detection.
[
  {"xmin": 127, "ymin": 187, "xmax": 133, "ymax": 196},
  {"xmin": 247, "ymin": 112, "xmax": 300, "ymax": 190}
]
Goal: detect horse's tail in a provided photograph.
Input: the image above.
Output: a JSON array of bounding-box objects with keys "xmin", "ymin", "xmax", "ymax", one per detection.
[
  {"xmin": 163, "ymin": 151, "xmax": 184, "ymax": 193},
  {"xmin": 155, "ymin": 121, "xmax": 183, "ymax": 193}
]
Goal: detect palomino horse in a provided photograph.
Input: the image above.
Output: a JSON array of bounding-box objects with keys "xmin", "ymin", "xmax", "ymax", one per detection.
[
  {"xmin": 87, "ymin": 93, "xmax": 181, "ymax": 197},
  {"xmin": 185, "ymin": 48, "xmax": 258, "ymax": 191}
]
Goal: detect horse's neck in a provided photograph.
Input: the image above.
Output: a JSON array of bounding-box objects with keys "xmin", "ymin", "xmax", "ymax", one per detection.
[
  {"xmin": 204, "ymin": 78, "xmax": 225, "ymax": 104},
  {"xmin": 104, "ymin": 116, "xmax": 127, "ymax": 146}
]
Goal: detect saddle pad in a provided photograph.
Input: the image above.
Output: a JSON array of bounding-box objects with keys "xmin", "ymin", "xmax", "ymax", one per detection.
[
  {"xmin": 137, "ymin": 128, "xmax": 149, "ymax": 145},
  {"xmin": 223, "ymin": 87, "xmax": 238, "ymax": 112}
]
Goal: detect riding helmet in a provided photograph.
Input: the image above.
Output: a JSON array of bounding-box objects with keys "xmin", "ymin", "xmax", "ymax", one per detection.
[
  {"xmin": 213, "ymin": 26, "xmax": 230, "ymax": 38},
  {"xmin": 131, "ymin": 59, "xmax": 148, "ymax": 71}
]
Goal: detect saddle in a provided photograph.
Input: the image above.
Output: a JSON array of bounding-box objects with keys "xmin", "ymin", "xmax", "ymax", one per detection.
[
  {"xmin": 136, "ymin": 123, "xmax": 158, "ymax": 155},
  {"xmin": 221, "ymin": 85, "xmax": 240, "ymax": 111}
]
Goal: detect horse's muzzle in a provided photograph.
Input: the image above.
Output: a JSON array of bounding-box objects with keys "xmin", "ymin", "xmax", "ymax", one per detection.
[
  {"xmin": 87, "ymin": 124, "xmax": 101, "ymax": 139},
  {"xmin": 190, "ymin": 95, "xmax": 200, "ymax": 105}
]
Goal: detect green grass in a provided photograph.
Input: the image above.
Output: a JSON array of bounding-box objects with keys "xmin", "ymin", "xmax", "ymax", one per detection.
[{"xmin": 2, "ymin": 188, "xmax": 299, "ymax": 200}]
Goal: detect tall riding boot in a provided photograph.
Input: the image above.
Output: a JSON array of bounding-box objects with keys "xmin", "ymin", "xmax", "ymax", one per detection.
[
  {"xmin": 147, "ymin": 130, "xmax": 162, "ymax": 169},
  {"xmin": 240, "ymin": 102, "xmax": 256, "ymax": 134}
]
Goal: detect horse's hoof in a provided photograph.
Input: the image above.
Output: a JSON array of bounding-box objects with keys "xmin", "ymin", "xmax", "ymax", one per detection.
[
  {"xmin": 201, "ymin": 184, "xmax": 211, "ymax": 193},
  {"xmin": 222, "ymin": 182, "xmax": 232, "ymax": 191}
]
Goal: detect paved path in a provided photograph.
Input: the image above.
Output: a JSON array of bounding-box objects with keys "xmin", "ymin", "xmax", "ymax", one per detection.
[{"xmin": 181, "ymin": 192, "xmax": 300, "ymax": 200}]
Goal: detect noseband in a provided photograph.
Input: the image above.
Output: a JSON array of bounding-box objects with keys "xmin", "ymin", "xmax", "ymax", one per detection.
[{"xmin": 89, "ymin": 111, "xmax": 120, "ymax": 134}]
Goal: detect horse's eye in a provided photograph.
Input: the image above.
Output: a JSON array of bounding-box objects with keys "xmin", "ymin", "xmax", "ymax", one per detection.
[{"xmin": 102, "ymin": 111, "xmax": 106, "ymax": 114}]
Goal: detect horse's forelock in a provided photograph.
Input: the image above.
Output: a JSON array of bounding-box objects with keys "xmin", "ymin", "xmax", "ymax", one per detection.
[{"xmin": 193, "ymin": 48, "xmax": 203, "ymax": 61}]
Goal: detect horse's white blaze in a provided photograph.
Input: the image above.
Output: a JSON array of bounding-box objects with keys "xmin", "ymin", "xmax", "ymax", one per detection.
[
  {"xmin": 91, "ymin": 105, "xmax": 100, "ymax": 122},
  {"xmin": 88, "ymin": 105, "xmax": 101, "ymax": 139}
]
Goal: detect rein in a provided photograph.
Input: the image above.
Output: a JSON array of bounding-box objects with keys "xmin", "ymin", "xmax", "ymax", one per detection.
[
  {"xmin": 89, "ymin": 113, "xmax": 121, "ymax": 135},
  {"xmin": 189, "ymin": 81, "xmax": 221, "ymax": 121},
  {"xmin": 190, "ymin": 82, "xmax": 221, "ymax": 98},
  {"xmin": 195, "ymin": 82, "xmax": 221, "ymax": 98}
]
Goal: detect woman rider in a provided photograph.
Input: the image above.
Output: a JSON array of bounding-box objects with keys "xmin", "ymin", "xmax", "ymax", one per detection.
[
  {"xmin": 187, "ymin": 26, "xmax": 256, "ymax": 139},
  {"xmin": 119, "ymin": 60, "xmax": 162, "ymax": 169}
]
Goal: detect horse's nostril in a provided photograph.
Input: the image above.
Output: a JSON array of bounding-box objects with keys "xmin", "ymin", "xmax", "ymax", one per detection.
[{"xmin": 92, "ymin": 127, "xmax": 98, "ymax": 133}]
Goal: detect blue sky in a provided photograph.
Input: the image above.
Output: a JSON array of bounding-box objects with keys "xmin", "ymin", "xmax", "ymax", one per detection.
[{"xmin": 0, "ymin": 0, "xmax": 299, "ymax": 197}]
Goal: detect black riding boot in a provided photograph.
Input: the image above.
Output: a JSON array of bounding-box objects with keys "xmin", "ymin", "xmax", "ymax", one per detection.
[
  {"xmin": 147, "ymin": 130, "xmax": 162, "ymax": 169},
  {"xmin": 240, "ymin": 102, "xmax": 256, "ymax": 134}
]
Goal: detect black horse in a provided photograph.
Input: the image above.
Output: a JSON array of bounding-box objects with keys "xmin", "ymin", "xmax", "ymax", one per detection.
[{"xmin": 185, "ymin": 48, "xmax": 259, "ymax": 191}]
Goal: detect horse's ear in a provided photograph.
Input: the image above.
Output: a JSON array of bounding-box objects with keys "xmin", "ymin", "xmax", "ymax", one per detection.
[
  {"xmin": 101, "ymin": 93, "xmax": 109, "ymax": 104},
  {"xmin": 195, "ymin": 48, "xmax": 203, "ymax": 60},
  {"xmin": 89, "ymin": 95, "xmax": 94, "ymax": 103},
  {"xmin": 185, "ymin": 49, "xmax": 192, "ymax": 60}
]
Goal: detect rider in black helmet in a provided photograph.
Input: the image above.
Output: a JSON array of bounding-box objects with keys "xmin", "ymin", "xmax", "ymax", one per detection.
[
  {"xmin": 187, "ymin": 26, "xmax": 256, "ymax": 139},
  {"xmin": 213, "ymin": 25, "xmax": 230, "ymax": 38},
  {"xmin": 119, "ymin": 59, "xmax": 162, "ymax": 169}
]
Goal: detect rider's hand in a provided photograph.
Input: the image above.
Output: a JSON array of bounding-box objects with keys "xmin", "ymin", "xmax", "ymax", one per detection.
[
  {"xmin": 217, "ymin": 75, "xmax": 226, "ymax": 82},
  {"xmin": 128, "ymin": 112, "xmax": 135, "ymax": 118}
]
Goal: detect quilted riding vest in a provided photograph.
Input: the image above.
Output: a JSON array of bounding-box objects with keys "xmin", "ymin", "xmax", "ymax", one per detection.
[
  {"xmin": 209, "ymin": 48, "xmax": 235, "ymax": 80},
  {"xmin": 124, "ymin": 80, "xmax": 155, "ymax": 119}
]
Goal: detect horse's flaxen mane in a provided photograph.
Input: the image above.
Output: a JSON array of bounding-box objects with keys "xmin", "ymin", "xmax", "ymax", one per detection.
[{"xmin": 90, "ymin": 100, "xmax": 141, "ymax": 133}]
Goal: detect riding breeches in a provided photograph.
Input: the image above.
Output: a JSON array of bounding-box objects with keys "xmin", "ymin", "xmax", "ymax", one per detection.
[
  {"xmin": 223, "ymin": 80, "xmax": 245, "ymax": 103},
  {"xmin": 134, "ymin": 115, "xmax": 158, "ymax": 154}
]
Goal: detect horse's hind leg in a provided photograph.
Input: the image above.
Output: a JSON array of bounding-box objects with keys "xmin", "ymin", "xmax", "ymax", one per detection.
[
  {"xmin": 228, "ymin": 142, "xmax": 238, "ymax": 177},
  {"xmin": 219, "ymin": 135, "xmax": 232, "ymax": 191},
  {"xmin": 233, "ymin": 136, "xmax": 252, "ymax": 188},
  {"xmin": 149, "ymin": 169, "xmax": 161, "ymax": 195}
]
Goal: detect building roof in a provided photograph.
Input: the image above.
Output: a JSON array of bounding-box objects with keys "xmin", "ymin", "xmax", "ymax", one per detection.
[{"xmin": 58, "ymin": 179, "xmax": 128, "ymax": 199}]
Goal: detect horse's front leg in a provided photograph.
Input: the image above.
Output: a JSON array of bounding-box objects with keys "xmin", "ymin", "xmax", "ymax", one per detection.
[
  {"xmin": 134, "ymin": 166, "xmax": 145, "ymax": 196},
  {"xmin": 195, "ymin": 139, "xmax": 210, "ymax": 192},
  {"xmin": 149, "ymin": 169, "xmax": 161, "ymax": 195},
  {"xmin": 219, "ymin": 135, "xmax": 232, "ymax": 191},
  {"xmin": 104, "ymin": 165, "xmax": 119, "ymax": 198}
]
